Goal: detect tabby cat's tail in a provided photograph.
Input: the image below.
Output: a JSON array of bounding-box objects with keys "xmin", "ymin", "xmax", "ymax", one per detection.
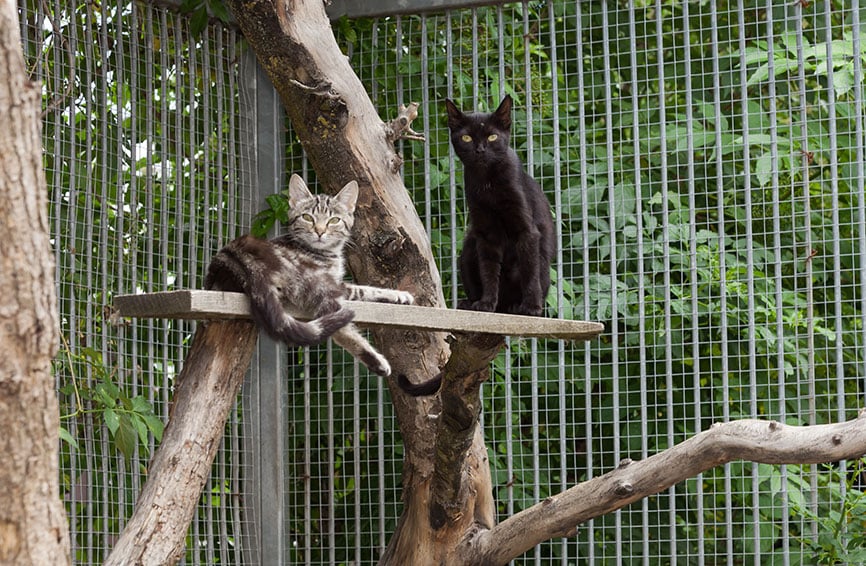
[{"xmin": 249, "ymin": 290, "xmax": 355, "ymax": 347}]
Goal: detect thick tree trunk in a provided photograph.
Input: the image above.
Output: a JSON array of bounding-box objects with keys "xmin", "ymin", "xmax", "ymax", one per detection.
[
  {"xmin": 0, "ymin": 0, "xmax": 72, "ymax": 563},
  {"xmin": 104, "ymin": 320, "xmax": 258, "ymax": 566}
]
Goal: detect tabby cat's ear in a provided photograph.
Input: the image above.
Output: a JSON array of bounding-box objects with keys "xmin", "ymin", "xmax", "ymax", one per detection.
[
  {"xmin": 288, "ymin": 174, "xmax": 314, "ymax": 207},
  {"xmin": 444, "ymin": 98, "xmax": 463, "ymax": 129},
  {"xmin": 492, "ymin": 95, "xmax": 513, "ymax": 131},
  {"xmin": 334, "ymin": 180, "xmax": 359, "ymax": 211}
]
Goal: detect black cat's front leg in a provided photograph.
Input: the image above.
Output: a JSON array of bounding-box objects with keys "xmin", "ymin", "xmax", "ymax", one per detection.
[
  {"xmin": 512, "ymin": 228, "xmax": 544, "ymax": 316},
  {"xmin": 462, "ymin": 237, "xmax": 502, "ymax": 312}
]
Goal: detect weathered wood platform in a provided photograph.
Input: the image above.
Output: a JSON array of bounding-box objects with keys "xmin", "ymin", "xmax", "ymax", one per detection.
[{"xmin": 114, "ymin": 290, "xmax": 604, "ymax": 341}]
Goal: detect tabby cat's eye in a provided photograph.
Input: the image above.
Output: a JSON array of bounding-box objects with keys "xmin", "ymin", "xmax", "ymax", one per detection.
[
  {"xmin": 461, "ymin": 134, "xmax": 472, "ymax": 142},
  {"xmin": 301, "ymin": 214, "xmax": 314, "ymax": 222},
  {"xmin": 327, "ymin": 217, "xmax": 341, "ymax": 225},
  {"xmin": 487, "ymin": 134, "xmax": 498, "ymax": 142}
]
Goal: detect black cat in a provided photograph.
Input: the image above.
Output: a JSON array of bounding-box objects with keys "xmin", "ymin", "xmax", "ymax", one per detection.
[
  {"xmin": 398, "ymin": 95, "xmax": 556, "ymax": 396},
  {"xmin": 448, "ymin": 94, "xmax": 555, "ymax": 316}
]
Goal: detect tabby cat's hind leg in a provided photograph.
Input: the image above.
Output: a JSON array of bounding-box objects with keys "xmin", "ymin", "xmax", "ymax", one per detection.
[
  {"xmin": 331, "ymin": 324, "xmax": 391, "ymax": 377},
  {"xmin": 250, "ymin": 287, "xmax": 354, "ymax": 346}
]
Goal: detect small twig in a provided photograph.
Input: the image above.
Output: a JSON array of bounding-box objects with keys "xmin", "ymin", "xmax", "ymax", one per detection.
[
  {"xmin": 385, "ymin": 102, "xmax": 426, "ymax": 143},
  {"xmin": 288, "ymin": 78, "xmax": 340, "ymax": 100}
]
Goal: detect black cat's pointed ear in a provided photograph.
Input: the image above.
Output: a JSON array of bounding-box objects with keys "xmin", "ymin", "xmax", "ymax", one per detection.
[
  {"xmin": 334, "ymin": 180, "xmax": 359, "ymax": 211},
  {"xmin": 444, "ymin": 98, "xmax": 462, "ymax": 129},
  {"xmin": 288, "ymin": 174, "xmax": 313, "ymax": 207},
  {"xmin": 493, "ymin": 95, "xmax": 513, "ymax": 130}
]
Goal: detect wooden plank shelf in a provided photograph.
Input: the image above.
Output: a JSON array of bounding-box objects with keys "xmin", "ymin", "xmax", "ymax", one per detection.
[{"xmin": 114, "ymin": 290, "xmax": 605, "ymax": 341}]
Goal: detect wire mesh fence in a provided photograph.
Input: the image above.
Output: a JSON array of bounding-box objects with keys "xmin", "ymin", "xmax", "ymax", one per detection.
[
  {"xmin": 18, "ymin": 0, "xmax": 866, "ymax": 563},
  {"xmin": 20, "ymin": 1, "xmax": 254, "ymax": 562}
]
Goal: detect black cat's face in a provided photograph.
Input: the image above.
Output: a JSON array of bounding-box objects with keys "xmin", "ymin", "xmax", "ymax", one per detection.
[{"xmin": 445, "ymin": 95, "xmax": 513, "ymax": 168}]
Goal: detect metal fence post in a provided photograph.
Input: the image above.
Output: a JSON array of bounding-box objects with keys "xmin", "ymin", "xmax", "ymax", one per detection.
[{"xmin": 239, "ymin": 49, "xmax": 288, "ymax": 564}]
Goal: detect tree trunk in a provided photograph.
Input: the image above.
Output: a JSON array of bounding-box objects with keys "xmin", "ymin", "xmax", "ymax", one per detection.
[
  {"xmin": 0, "ymin": 1, "xmax": 72, "ymax": 563},
  {"xmin": 104, "ymin": 320, "xmax": 258, "ymax": 566}
]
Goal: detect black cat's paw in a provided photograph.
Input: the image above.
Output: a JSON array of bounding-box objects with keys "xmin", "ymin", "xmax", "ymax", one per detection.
[
  {"xmin": 458, "ymin": 299, "xmax": 496, "ymax": 312},
  {"xmin": 510, "ymin": 303, "xmax": 544, "ymax": 317}
]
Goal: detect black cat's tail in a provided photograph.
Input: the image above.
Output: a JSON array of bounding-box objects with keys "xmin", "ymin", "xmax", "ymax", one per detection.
[{"xmin": 397, "ymin": 372, "xmax": 443, "ymax": 397}]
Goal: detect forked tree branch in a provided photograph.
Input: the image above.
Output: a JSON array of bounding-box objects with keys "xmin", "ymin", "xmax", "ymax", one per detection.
[
  {"xmin": 429, "ymin": 333, "xmax": 504, "ymax": 529},
  {"xmin": 464, "ymin": 410, "xmax": 866, "ymax": 565}
]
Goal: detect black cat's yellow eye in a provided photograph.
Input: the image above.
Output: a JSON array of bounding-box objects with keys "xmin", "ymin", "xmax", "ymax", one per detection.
[
  {"xmin": 487, "ymin": 134, "xmax": 498, "ymax": 142},
  {"xmin": 301, "ymin": 213, "xmax": 314, "ymax": 222},
  {"xmin": 461, "ymin": 134, "xmax": 472, "ymax": 142}
]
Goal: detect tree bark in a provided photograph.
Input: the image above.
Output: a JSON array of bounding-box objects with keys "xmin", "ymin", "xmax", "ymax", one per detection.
[
  {"xmin": 223, "ymin": 0, "xmax": 450, "ymax": 490},
  {"xmin": 104, "ymin": 320, "xmax": 258, "ymax": 566},
  {"xmin": 0, "ymin": 0, "xmax": 72, "ymax": 563}
]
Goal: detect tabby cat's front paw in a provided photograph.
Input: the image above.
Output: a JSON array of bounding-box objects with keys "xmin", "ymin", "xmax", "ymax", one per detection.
[{"xmin": 392, "ymin": 290, "xmax": 414, "ymax": 305}]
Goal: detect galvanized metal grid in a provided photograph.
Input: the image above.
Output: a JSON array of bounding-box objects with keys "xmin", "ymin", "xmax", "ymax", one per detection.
[
  {"xmin": 20, "ymin": 0, "xmax": 254, "ymax": 563},
  {"xmin": 339, "ymin": 1, "xmax": 866, "ymax": 564},
  {"xmin": 18, "ymin": 0, "xmax": 866, "ymax": 563}
]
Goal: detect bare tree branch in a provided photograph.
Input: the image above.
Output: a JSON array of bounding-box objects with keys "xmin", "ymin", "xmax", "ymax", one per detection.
[
  {"xmin": 465, "ymin": 411, "xmax": 866, "ymax": 565},
  {"xmin": 104, "ymin": 320, "xmax": 258, "ymax": 566},
  {"xmin": 429, "ymin": 333, "xmax": 504, "ymax": 529}
]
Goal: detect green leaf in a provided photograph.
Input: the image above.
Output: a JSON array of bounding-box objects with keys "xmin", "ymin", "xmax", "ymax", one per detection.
[
  {"xmin": 131, "ymin": 414, "xmax": 150, "ymax": 449},
  {"xmin": 59, "ymin": 426, "xmax": 79, "ymax": 451},
  {"xmin": 250, "ymin": 212, "xmax": 275, "ymax": 238},
  {"xmin": 130, "ymin": 395, "xmax": 152, "ymax": 414},
  {"xmin": 265, "ymin": 193, "xmax": 289, "ymax": 220},
  {"xmin": 115, "ymin": 415, "xmax": 139, "ymax": 461},
  {"xmin": 755, "ymin": 152, "xmax": 773, "ymax": 186},
  {"xmin": 104, "ymin": 408, "xmax": 120, "ymax": 435},
  {"xmin": 142, "ymin": 414, "xmax": 165, "ymax": 443},
  {"xmin": 190, "ymin": 8, "xmax": 209, "ymax": 37}
]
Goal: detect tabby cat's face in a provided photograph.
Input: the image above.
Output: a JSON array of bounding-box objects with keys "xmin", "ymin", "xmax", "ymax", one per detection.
[
  {"xmin": 445, "ymin": 95, "xmax": 513, "ymax": 169},
  {"xmin": 286, "ymin": 174, "xmax": 358, "ymax": 252}
]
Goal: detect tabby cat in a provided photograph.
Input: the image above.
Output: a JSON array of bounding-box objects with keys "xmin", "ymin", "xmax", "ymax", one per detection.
[
  {"xmin": 205, "ymin": 174, "xmax": 413, "ymax": 377},
  {"xmin": 399, "ymin": 95, "xmax": 556, "ymax": 396}
]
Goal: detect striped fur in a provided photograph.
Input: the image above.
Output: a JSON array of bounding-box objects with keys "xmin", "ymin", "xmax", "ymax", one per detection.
[{"xmin": 205, "ymin": 174, "xmax": 413, "ymax": 376}]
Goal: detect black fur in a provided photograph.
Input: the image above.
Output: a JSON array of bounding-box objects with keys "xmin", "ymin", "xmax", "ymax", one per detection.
[
  {"xmin": 447, "ymin": 95, "xmax": 555, "ymax": 316},
  {"xmin": 398, "ymin": 95, "xmax": 556, "ymax": 397}
]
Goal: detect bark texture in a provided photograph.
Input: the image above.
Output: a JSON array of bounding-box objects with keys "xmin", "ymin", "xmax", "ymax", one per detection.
[
  {"xmin": 0, "ymin": 0, "xmax": 72, "ymax": 563},
  {"xmin": 223, "ymin": 1, "xmax": 468, "ymax": 562},
  {"xmin": 104, "ymin": 320, "xmax": 257, "ymax": 566},
  {"xmin": 224, "ymin": 0, "xmax": 450, "ymax": 482}
]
